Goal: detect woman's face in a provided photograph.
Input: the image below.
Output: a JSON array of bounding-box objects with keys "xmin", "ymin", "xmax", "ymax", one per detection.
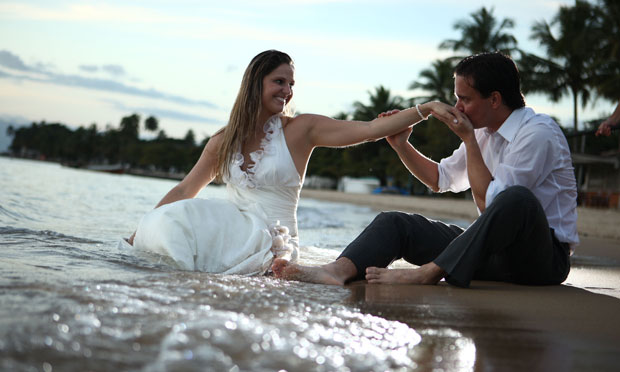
[{"xmin": 261, "ymin": 63, "xmax": 295, "ymax": 117}]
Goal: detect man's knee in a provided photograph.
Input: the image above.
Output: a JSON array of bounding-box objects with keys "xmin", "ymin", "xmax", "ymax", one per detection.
[
  {"xmin": 370, "ymin": 212, "xmax": 435, "ymax": 242},
  {"xmin": 373, "ymin": 211, "xmax": 426, "ymax": 227},
  {"xmin": 372, "ymin": 211, "xmax": 404, "ymax": 230},
  {"xmin": 493, "ymin": 185, "xmax": 538, "ymax": 209}
]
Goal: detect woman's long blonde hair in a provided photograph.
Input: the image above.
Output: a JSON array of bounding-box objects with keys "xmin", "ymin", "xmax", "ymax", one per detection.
[{"xmin": 215, "ymin": 50, "xmax": 294, "ymax": 181}]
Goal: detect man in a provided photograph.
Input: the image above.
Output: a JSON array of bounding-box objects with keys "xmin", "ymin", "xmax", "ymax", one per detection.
[{"xmin": 272, "ymin": 52, "xmax": 578, "ymax": 288}]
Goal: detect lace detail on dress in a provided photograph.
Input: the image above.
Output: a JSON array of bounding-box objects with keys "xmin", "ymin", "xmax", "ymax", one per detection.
[{"xmin": 228, "ymin": 115, "xmax": 280, "ymax": 189}]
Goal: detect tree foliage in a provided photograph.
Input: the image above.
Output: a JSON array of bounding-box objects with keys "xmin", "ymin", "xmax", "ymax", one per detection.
[
  {"xmin": 591, "ymin": 0, "xmax": 620, "ymax": 101},
  {"xmin": 145, "ymin": 116, "xmax": 159, "ymax": 132},
  {"xmin": 439, "ymin": 6, "xmax": 518, "ymax": 56},
  {"xmin": 519, "ymin": 0, "xmax": 600, "ymax": 150},
  {"xmin": 8, "ymin": 115, "xmax": 205, "ymax": 174},
  {"xmin": 409, "ymin": 59, "xmax": 457, "ymax": 105}
]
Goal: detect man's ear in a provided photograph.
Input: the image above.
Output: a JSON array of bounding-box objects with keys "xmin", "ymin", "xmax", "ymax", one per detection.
[{"xmin": 490, "ymin": 91, "xmax": 502, "ymax": 109}]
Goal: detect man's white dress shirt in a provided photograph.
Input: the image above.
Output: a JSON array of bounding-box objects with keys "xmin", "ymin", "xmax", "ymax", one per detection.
[{"xmin": 437, "ymin": 107, "xmax": 579, "ymax": 248}]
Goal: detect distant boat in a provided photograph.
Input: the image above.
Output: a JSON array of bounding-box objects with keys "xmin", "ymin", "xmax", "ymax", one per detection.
[{"xmin": 86, "ymin": 164, "xmax": 126, "ymax": 174}]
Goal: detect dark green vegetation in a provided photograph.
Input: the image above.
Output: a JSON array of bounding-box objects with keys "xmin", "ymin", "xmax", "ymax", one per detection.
[
  {"xmin": 6, "ymin": 1, "xmax": 619, "ymax": 193},
  {"xmin": 8, "ymin": 115, "xmax": 202, "ymax": 175}
]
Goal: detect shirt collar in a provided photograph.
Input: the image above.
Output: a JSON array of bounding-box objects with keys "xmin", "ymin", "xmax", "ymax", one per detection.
[{"xmin": 495, "ymin": 107, "xmax": 534, "ymax": 143}]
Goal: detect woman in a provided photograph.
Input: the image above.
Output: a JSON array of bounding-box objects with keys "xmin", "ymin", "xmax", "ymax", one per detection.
[{"xmin": 126, "ymin": 50, "xmax": 455, "ymax": 275}]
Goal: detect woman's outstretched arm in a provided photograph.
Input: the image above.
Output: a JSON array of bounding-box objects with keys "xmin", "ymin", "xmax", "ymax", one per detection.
[{"xmin": 298, "ymin": 101, "xmax": 456, "ymax": 148}]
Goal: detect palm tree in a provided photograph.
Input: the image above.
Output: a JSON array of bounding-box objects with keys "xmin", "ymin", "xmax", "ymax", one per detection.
[
  {"xmin": 409, "ymin": 59, "xmax": 456, "ymax": 105},
  {"xmin": 439, "ymin": 6, "xmax": 517, "ymax": 56},
  {"xmin": 119, "ymin": 113, "xmax": 140, "ymax": 140},
  {"xmin": 592, "ymin": 0, "xmax": 620, "ymax": 101},
  {"xmin": 184, "ymin": 129, "xmax": 196, "ymax": 145},
  {"xmin": 352, "ymin": 85, "xmax": 405, "ymax": 120},
  {"xmin": 519, "ymin": 0, "xmax": 599, "ymax": 150},
  {"xmin": 145, "ymin": 116, "xmax": 159, "ymax": 133},
  {"xmin": 347, "ymin": 86, "xmax": 406, "ymax": 185}
]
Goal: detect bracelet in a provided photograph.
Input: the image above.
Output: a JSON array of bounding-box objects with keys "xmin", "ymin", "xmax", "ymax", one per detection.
[{"xmin": 415, "ymin": 104, "xmax": 427, "ymax": 120}]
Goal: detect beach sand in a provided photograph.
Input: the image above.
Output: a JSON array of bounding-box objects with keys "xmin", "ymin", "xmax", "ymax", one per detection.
[
  {"xmin": 301, "ymin": 189, "xmax": 620, "ymax": 241},
  {"xmin": 301, "ymin": 189, "xmax": 620, "ymax": 371}
]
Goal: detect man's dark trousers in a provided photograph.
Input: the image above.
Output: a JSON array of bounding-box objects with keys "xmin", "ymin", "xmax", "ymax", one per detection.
[{"xmin": 339, "ymin": 186, "xmax": 571, "ymax": 287}]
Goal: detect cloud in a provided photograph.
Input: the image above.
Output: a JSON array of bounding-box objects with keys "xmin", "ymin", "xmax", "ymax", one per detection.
[
  {"xmin": 79, "ymin": 65, "xmax": 98, "ymax": 73},
  {"xmin": 0, "ymin": 50, "xmax": 218, "ymax": 109},
  {"xmin": 0, "ymin": 50, "xmax": 32, "ymax": 71},
  {"xmin": 79, "ymin": 64, "xmax": 127, "ymax": 77},
  {"xmin": 102, "ymin": 64, "xmax": 125, "ymax": 76},
  {"xmin": 79, "ymin": 64, "xmax": 126, "ymax": 76}
]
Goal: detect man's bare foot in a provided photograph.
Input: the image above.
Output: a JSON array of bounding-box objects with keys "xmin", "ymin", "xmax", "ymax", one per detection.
[
  {"xmin": 365, "ymin": 262, "xmax": 446, "ymax": 285},
  {"xmin": 271, "ymin": 257, "xmax": 357, "ymax": 285}
]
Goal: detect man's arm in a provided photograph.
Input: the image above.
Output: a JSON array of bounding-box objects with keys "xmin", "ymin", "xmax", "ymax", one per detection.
[
  {"xmin": 462, "ymin": 136, "xmax": 492, "ymax": 211},
  {"xmin": 380, "ymin": 107, "xmax": 441, "ymax": 191},
  {"xmin": 388, "ymin": 131, "xmax": 440, "ymax": 191}
]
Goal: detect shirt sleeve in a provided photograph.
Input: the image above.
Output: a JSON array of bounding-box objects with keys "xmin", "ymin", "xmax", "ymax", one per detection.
[
  {"xmin": 485, "ymin": 123, "xmax": 555, "ymax": 207},
  {"xmin": 438, "ymin": 141, "xmax": 469, "ymax": 193}
]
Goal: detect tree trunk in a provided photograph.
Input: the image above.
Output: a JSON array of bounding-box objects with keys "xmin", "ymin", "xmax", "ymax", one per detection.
[{"xmin": 573, "ymin": 90, "xmax": 579, "ymax": 152}]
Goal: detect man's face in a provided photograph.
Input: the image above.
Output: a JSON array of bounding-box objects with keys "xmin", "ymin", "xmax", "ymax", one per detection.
[{"xmin": 454, "ymin": 75, "xmax": 494, "ymax": 129}]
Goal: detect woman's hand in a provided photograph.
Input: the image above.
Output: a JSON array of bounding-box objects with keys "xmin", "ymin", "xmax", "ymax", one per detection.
[{"xmin": 127, "ymin": 231, "xmax": 136, "ymax": 245}]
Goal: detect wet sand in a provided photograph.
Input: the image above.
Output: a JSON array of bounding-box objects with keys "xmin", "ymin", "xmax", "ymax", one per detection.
[{"xmin": 301, "ymin": 189, "xmax": 620, "ymax": 371}]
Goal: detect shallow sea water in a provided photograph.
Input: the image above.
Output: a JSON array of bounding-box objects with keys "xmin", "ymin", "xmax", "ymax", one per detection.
[{"xmin": 0, "ymin": 157, "xmax": 476, "ymax": 371}]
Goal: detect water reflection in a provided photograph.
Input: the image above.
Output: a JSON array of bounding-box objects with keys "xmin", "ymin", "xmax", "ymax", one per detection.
[{"xmin": 344, "ymin": 283, "xmax": 478, "ymax": 371}]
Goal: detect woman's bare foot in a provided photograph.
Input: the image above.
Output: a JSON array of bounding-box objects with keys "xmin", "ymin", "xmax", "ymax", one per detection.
[
  {"xmin": 365, "ymin": 262, "xmax": 446, "ymax": 285},
  {"xmin": 271, "ymin": 257, "xmax": 357, "ymax": 285}
]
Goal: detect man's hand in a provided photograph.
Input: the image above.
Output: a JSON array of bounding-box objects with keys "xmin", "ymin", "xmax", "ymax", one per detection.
[
  {"xmin": 596, "ymin": 118, "xmax": 614, "ymax": 137},
  {"xmin": 386, "ymin": 127, "xmax": 413, "ymax": 149},
  {"xmin": 377, "ymin": 109, "xmax": 400, "ymax": 118},
  {"xmin": 428, "ymin": 103, "xmax": 475, "ymax": 142},
  {"xmin": 596, "ymin": 103, "xmax": 620, "ymax": 137}
]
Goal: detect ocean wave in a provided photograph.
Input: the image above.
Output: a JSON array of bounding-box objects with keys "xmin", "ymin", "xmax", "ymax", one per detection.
[
  {"xmin": 0, "ymin": 226, "xmax": 102, "ymax": 244},
  {"xmin": 0, "ymin": 204, "xmax": 35, "ymax": 222}
]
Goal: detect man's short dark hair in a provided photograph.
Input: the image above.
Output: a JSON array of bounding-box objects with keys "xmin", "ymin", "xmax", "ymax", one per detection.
[{"xmin": 455, "ymin": 52, "xmax": 525, "ymax": 110}]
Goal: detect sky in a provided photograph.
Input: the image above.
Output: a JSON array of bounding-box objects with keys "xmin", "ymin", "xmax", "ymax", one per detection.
[{"xmin": 0, "ymin": 0, "xmax": 615, "ymax": 144}]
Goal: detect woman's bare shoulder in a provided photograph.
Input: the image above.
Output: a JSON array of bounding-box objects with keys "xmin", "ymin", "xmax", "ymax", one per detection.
[
  {"xmin": 208, "ymin": 129, "xmax": 225, "ymax": 142},
  {"xmin": 282, "ymin": 113, "xmax": 329, "ymax": 128},
  {"xmin": 202, "ymin": 128, "xmax": 225, "ymax": 153}
]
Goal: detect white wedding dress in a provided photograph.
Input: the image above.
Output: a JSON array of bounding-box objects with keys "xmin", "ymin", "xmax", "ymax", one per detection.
[{"xmin": 130, "ymin": 114, "xmax": 301, "ymax": 275}]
